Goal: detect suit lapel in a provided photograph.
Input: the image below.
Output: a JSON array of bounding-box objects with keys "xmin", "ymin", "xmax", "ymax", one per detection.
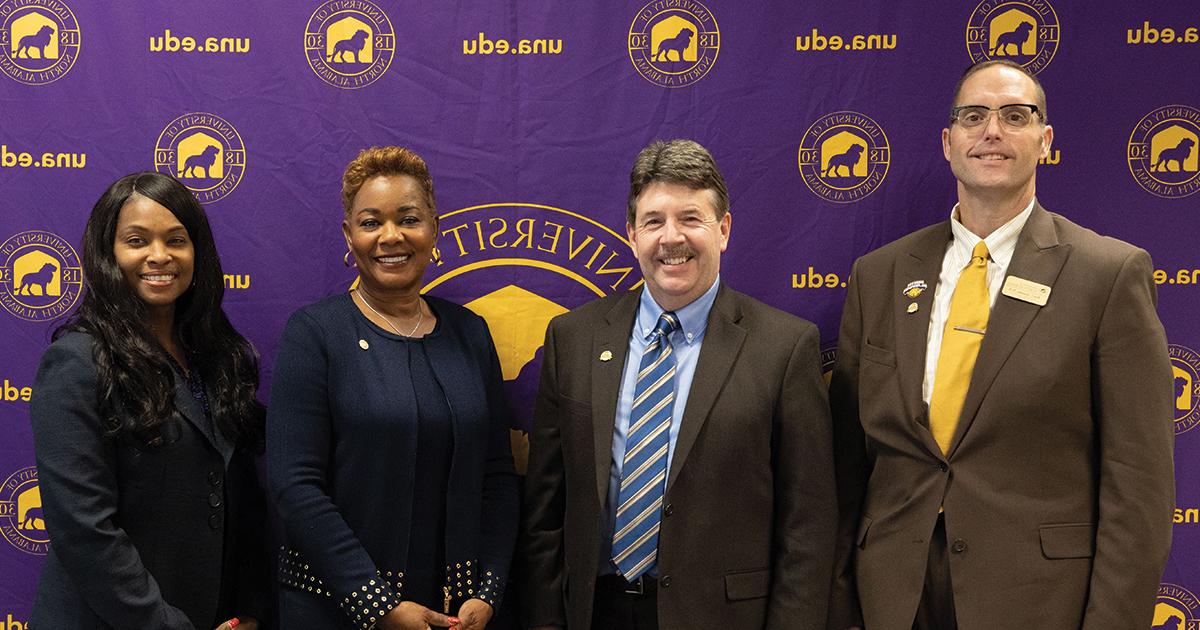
[
  {"xmin": 666, "ymin": 284, "xmax": 746, "ymax": 493},
  {"xmin": 947, "ymin": 204, "xmax": 1069, "ymax": 456},
  {"xmin": 592, "ymin": 292, "xmax": 639, "ymax": 507},
  {"xmin": 173, "ymin": 375, "xmax": 234, "ymax": 465},
  {"xmin": 894, "ymin": 223, "xmax": 951, "ymax": 454}
]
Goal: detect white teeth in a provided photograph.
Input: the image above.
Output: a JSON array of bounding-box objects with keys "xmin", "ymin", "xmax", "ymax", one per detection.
[
  {"xmin": 977, "ymin": 154, "xmax": 1006, "ymax": 160},
  {"xmin": 143, "ymin": 274, "xmax": 174, "ymax": 281},
  {"xmin": 377, "ymin": 255, "xmax": 409, "ymax": 264},
  {"xmin": 661, "ymin": 257, "xmax": 689, "ymax": 265}
]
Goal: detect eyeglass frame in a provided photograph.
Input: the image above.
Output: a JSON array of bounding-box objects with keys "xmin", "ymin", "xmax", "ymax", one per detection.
[{"xmin": 948, "ymin": 103, "xmax": 1044, "ymax": 129}]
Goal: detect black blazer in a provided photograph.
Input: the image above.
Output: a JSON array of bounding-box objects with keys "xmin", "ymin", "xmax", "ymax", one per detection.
[{"xmin": 29, "ymin": 331, "xmax": 270, "ymax": 630}]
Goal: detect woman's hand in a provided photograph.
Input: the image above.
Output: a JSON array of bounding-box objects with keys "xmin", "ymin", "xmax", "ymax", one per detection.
[
  {"xmin": 455, "ymin": 598, "xmax": 494, "ymax": 630},
  {"xmin": 213, "ymin": 617, "xmax": 258, "ymax": 630},
  {"xmin": 377, "ymin": 601, "xmax": 456, "ymax": 630}
]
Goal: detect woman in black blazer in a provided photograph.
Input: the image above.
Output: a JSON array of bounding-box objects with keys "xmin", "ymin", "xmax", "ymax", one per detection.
[{"xmin": 29, "ymin": 172, "xmax": 270, "ymax": 630}]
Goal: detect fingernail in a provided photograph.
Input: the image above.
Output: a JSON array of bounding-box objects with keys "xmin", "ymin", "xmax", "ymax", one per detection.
[{"xmin": 448, "ymin": 617, "xmax": 460, "ymax": 624}]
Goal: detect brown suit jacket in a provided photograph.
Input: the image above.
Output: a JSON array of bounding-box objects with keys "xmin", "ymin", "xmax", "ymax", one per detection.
[
  {"xmin": 521, "ymin": 283, "xmax": 837, "ymax": 630},
  {"xmin": 828, "ymin": 204, "xmax": 1175, "ymax": 630}
]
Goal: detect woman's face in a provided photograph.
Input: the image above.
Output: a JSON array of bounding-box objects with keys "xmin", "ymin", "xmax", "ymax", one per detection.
[
  {"xmin": 113, "ymin": 195, "xmax": 195, "ymax": 316},
  {"xmin": 342, "ymin": 174, "xmax": 437, "ymax": 297}
]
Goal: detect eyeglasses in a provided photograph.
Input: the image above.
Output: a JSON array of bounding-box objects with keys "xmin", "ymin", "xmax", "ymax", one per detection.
[{"xmin": 949, "ymin": 104, "xmax": 1042, "ymax": 130}]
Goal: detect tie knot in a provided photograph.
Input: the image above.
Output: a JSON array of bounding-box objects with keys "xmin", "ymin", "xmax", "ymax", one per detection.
[
  {"xmin": 653, "ymin": 312, "xmax": 679, "ymax": 339},
  {"xmin": 971, "ymin": 241, "xmax": 990, "ymax": 266}
]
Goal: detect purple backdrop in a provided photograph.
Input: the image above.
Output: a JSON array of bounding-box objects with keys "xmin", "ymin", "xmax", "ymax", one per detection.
[{"xmin": 2, "ymin": 0, "xmax": 1198, "ymax": 624}]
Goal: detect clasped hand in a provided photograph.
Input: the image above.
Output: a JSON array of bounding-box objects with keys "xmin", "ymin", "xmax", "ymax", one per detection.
[{"xmin": 378, "ymin": 598, "xmax": 493, "ymax": 630}]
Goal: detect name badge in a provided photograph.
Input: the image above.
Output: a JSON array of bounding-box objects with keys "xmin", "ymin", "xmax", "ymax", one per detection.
[{"xmin": 1002, "ymin": 275, "xmax": 1051, "ymax": 306}]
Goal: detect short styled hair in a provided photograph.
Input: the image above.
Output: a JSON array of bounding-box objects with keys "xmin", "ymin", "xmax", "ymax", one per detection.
[
  {"xmin": 341, "ymin": 146, "xmax": 436, "ymax": 216},
  {"xmin": 950, "ymin": 59, "xmax": 1048, "ymax": 124},
  {"xmin": 627, "ymin": 139, "xmax": 729, "ymax": 225}
]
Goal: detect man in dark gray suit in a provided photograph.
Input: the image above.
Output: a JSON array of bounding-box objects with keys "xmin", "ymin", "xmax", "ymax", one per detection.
[{"xmin": 522, "ymin": 139, "xmax": 837, "ymax": 630}]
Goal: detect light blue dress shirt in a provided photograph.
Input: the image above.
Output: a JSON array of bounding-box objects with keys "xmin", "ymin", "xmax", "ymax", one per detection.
[{"xmin": 598, "ymin": 276, "xmax": 720, "ymax": 575}]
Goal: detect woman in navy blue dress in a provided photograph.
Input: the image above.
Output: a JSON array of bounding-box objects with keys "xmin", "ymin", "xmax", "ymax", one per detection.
[{"xmin": 268, "ymin": 147, "xmax": 518, "ymax": 630}]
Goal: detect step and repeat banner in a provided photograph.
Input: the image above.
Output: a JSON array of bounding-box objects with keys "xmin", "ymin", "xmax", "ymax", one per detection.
[{"xmin": 1, "ymin": 0, "xmax": 1198, "ymax": 625}]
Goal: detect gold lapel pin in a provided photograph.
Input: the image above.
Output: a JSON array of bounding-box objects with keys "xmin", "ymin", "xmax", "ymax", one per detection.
[
  {"xmin": 599, "ymin": 350, "xmax": 613, "ymax": 362},
  {"xmin": 906, "ymin": 302, "xmax": 919, "ymax": 314},
  {"xmin": 358, "ymin": 339, "xmax": 370, "ymax": 350},
  {"xmin": 903, "ymin": 280, "xmax": 927, "ymax": 299}
]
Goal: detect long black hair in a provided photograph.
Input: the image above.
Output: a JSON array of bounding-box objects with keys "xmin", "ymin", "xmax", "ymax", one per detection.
[{"xmin": 55, "ymin": 172, "xmax": 264, "ymax": 448}]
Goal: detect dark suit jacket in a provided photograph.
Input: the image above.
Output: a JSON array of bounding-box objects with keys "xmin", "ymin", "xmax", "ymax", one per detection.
[
  {"xmin": 30, "ymin": 331, "xmax": 270, "ymax": 630},
  {"xmin": 829, "ymin": 205, "xmax": 1175, "ymax": 630},
  {"xmin": 522, "ymin": 284, "xmax": 837, "ymax": 630}
]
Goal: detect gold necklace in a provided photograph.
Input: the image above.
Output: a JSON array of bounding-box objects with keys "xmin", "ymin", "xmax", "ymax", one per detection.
[{"xmin": 354, "ymin": 289, "xmax": 424, "ymax": 337}]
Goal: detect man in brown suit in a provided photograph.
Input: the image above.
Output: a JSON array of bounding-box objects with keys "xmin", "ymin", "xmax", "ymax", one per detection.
[
  {"xmin": 828, "ymin": 60, "xmax": 1175, "ymax": 630},
  {"xmin": 522, "ymin": 139, "xmax": 837, "ymax": 630}
]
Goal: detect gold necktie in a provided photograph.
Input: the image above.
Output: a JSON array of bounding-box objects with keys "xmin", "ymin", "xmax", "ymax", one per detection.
[{"xmin": 929, "ymin": 241, "xmax": 990, "ymax": 455}]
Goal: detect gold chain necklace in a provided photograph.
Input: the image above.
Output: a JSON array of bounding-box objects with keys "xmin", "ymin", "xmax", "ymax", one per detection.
[{"xmin": 354, "ymin": 289, "xmax": 424, "ymax": 337}]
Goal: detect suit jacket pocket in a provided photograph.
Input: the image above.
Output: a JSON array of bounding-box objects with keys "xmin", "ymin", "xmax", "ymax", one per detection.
[
  {"xmin": 861, "ymin": 342, "xmax": 896, "ymax": 367},
  {"xmin": 856, "ymin": 515, "xmax": 874, "ymax": 548},
  {"xmin": 1039, "ymin": 523, "xmax": 1096, "ymax": 559},
  {"xmin": 724, "ymin": 568, "xmax": 770, "ymax": 601}
]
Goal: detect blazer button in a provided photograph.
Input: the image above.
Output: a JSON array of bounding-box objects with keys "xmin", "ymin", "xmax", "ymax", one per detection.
[
  {"xmin": 937, "ymin": 462, "xmax": 948, "ymax": 473},
  {"xmin": 663, "ymin": 503, "xmax": 674, "ymax": 517},
  {"xmin": 207, "ymin": 471, "xmax": 222, "ymax": 486},
  {"xmin": 208, "ymin": 513, "xmax": 221, "ymax": 529},
  {"xmin": 208, "ymin": 492, "xmax": 222, "ymax": 508},
  {"xmin": 951, "ymin": 538, "xmax": 967, "ymax": 553},
  {"xmin": 659, "ymin": 575, "xmax": 671, "ymax": 588}
]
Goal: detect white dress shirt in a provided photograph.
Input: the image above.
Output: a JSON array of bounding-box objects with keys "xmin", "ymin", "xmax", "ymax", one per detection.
[{"xmin": 921, "ymin": 198, "xmax": 1037, "ymax": 404}]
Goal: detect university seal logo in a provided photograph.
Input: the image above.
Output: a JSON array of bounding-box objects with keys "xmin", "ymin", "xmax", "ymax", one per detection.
[
  {"xmin": 627, "ymin": 0, "xmax": 719, "ymax": 88},
  {"xmin": 965, "ymin": 0, "xmax": 1059, "ymax": 74},
  {"xmin": 305, "ymin": 0, "xmax": 395, "ymax": 89},
  {"xmin": 799, "ymin": 111, "xmax": 890, "ymax": 203},
  {"xmin": 0, "ymin": 0, "xmax": 79, "ymax": 85},
  {"xmin": 422, "ymin": 203, "xmax": 642, "ymax": 471},
  {"xmin": 821, "ymin": 347, "xmax": 837, "ymax": 386},
  {"xmin": 1169, "ymin": 344, "xmax": 1200, "ymax": 436},
  {"xmin": 1155, "ymin": 583, "xmax": 1200, "ymax": 630},
  {"xmin": 0, "ymin": 230, "xmax": 82, "ymax": 322},
  {"xmin": 1128, "ymin": 105, "xmax": 1200, "ymax": 199},
  {"xmin": 0, "ymin": 466, "xmax": 49, "ymax": 555},
  {"xmin": 155, "ymin": 112, "xmax": 247, "ymax": 204}
]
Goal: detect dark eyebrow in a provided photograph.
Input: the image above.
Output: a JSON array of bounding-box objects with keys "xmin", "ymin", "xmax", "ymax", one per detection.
[
  {"xmin": 118, "ymin": 223, "xmax": 187, "ymax": 234},
  {"xmin": 354, "ymin": 204, "xmax": 423, "ymax": 216}
]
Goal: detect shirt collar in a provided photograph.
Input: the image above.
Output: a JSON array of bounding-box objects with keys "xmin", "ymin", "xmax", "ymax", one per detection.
[
  {"xmin": 948, "ymin": 197, "xmax": 1036, "ymax": 267},
  {"xmin": 637, "ymin": 275, "xmax": 720, "ymax": 345}
]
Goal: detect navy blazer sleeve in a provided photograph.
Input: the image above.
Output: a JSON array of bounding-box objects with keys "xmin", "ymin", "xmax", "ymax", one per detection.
[
  {"xmin": 266, "ymin": 310, "xmax": 403, "ymax": 625},
  {"xmin": 474, "ymin": 324, "xmax": 520, "ymax": 607},
  {"xmin": 31, "ymin": 337, "xmax": 197, "ymax": 629}
]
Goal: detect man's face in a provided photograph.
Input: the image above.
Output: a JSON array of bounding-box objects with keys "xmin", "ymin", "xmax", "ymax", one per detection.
[
  {"xmin": 627, "ymin": 181, "xmax": 730, "ymax": 312},
  {"xmin": 942, "ymin": 65, "xmax": 1053, "ymax": 199}
]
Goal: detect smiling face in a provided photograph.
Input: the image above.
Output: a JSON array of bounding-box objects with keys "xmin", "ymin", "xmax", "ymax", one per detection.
[
  {"xmin": 113, "ymin": 195, "xmax": 195, "ymax": 319},
  {"xmin": 627, "ymin": 180, "xmax": 730, "ymax": 311},
  {"xmin": 342, "ymin": 174, "xmax": 437, "ymax": 298},
  {"xmin": 942, "ymin": 64, "xmax": 1053, "ymax": 204}
]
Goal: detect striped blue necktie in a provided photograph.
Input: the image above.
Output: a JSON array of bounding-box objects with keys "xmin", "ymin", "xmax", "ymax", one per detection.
[{"xmin": 612, "ymin": 311, "xmax": 679, "ymax": 581}]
